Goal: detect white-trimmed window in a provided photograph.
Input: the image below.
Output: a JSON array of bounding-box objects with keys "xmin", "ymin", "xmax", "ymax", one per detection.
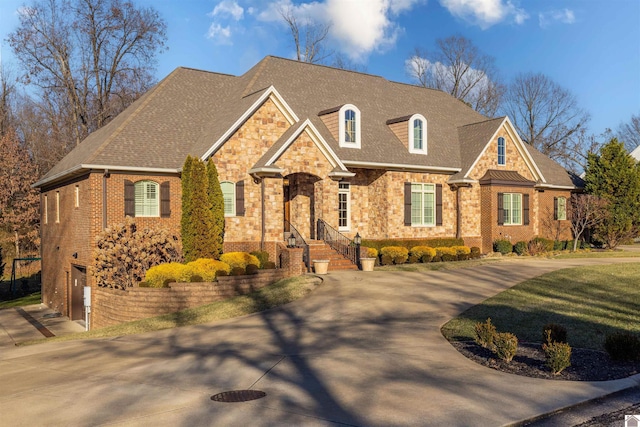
[
  {"xmin": 411, "ymin": 183, "xmax": 435, "ymax": 226},
  {"xmin": 338, "ymin": 182, "xmax": 350, "ymax": 231},
  {"xmin": 221, "ymin": 181, "xmax": 235, "ymax": 217},
  {"xmin": 408, "ymin": 114, "xmax": 427, "ymax": 154},
  {"xmin": 55, "ymin": 191, "xmax": 60, "ymax": 223},
  {"xmin": 75, "ymin": 185, "xmax": 79, "ymax": 208},
  {"xmin": 134, "ymin": 181, "xmax": 159, "ymax": 217},
  {"xmin": 503, "ymin": 193, "xmax": 522, "ymax": 225},
  {"xmin": 555, "ymin": 197, "xmax": 567, "ymax": 220},
  {"xmin": 498, "ymin": 137, "xmax": 506, "ymax": 166},
  {"xmin": 338, "ymin": 104, "xmax": 361, "ymax": 148}
]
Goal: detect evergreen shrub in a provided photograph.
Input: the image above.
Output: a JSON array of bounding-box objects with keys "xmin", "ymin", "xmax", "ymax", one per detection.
[
  {"xmin": 379, "ymin": 246, "xmax": 409, "ymax": 264},
  {"xmin": 220, "ymin": 252, "xmax": 261, "ymax": 270},
  {"xmin": 410, "ymin": 246, "xmax": 436, "ymax": 262},
  {"xmin": 604, "ymin": 332, "xmax": 640, "ymax": 361},
  {"xmin": 493, "ymin": 332, "xmax": 518, "ymax": 362},
  {"xmin": 543, "ymin": 330, "xmax": 572, "ymax": 374},
  {"xmin": 186, "ymin": 258, "xmax": 231, "ymax": 281},
  {"xmin": 250, "ymin": 250, "xmax": 269, "ymax": 268},
  {"xmin": 493, "ymin": 239, "xmax": 512, "ymax": 255},
  {"xmin": 542, "ymin": 323, "xmax": 567, "ymax": 344},
  {"xmin": 474, "ymin": 318, "xmax": 497, "ymax": 349},
  {"xmin": 514, "ymin": 241, "xmax": 528, "ymax": 256},
  {"xmin": 145, "ymin": 262, "xmax": 193, "ymax": 288}
]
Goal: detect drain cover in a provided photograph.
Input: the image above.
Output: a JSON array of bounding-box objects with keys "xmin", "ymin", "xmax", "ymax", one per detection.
[{"xmin": 211, "ymin": 390, "xmax": 266, "ymax": 403}]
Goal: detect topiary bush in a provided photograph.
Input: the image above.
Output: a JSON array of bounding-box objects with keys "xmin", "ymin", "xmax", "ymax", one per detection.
[
  {"xmin": 230, "ymin": 267, "xmax": 246, "ymax": 276},
  {"xmin": 604, "ymin": 332, "xmax": 640, "ymax": 361},
  {"xmin": 220, "ymin": 252, "xmax": 261, "ymax": 271},
  {"xmin": 436, "ymin": 247, "xmax": 457, "ymax": 262},
  {"xmin": 379, "ymin": 246, "xmax": 409, "ymax": 264},
  {"xmin": 470, "ymin": 247, "xmax": 481, "ymax": 259},
  {"xmin": 493, "ymin": 332, "xmax": 518, "ymax": 362},
  {"xmin": 145, "ymin": 262, "xmax": 193, "ymax": 288},
  {"xmin": 360, "ymin": 246, "xmax": 378, "ymax": 258},
  {"xmin": 186, "ymin": 258, "xmax": 231, "ymax": 281},
  {"xmin": 362, "ymin": 238, "xmax": 464, "ymax": 252},
  {"xmin": 543, "ymin": 330, "xmax": 572, "ymax": 374},
  {"xmin": 380, "ymin": 254, "xmax": 393, "ymax": 265},
  {"xmin": 474, "ymin": 318, "xmax": 497, "ymax": 349},
  {"xmin": 407, "ymin": 255, "xmax": 419, "ymax": 263},
  {"xmin": 452, "ymin": 245, "xmax": 471, "ymax": 260},
  {"xmin": 493, "ymin": 239, "xmax": 512, "ymax": 255},
  {"xmin": 250, "ymin": 251, "xmax": 269, "ymax": 268},
  {"xmin": 410, "ymin": 246, "xmax": 436, "ymax": 263},
  {"xmin": 514, "ymin": 241, "xmax": 528, "ymax": 256},
  {"xmin": 542, "ymin": 323, "xmax": 568, "ymax": 344}
]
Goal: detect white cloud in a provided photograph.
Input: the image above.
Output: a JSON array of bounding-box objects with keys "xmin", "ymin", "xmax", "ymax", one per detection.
[
  {"xmin": 439, "ymin": 0, "xmax": 528, "ymax": 29},
  {"xmin": 206, "ymin": 23, "xmax": 233, "ymax": 43},
  {"xmin": 539, "ymin": 8, "xmax": 575, "ymax": 28},
  {"xmin": 210, "ymin": 0, "xmax": 244, "ymax": 21}
]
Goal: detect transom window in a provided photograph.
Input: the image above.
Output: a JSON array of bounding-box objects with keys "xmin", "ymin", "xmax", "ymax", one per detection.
[
  {"xmin": 411, "ymin": 183, "xmax": 435, "ymax": 226},
  {"xmin": 338, "ymin": 104, "xmax": 361, "ymax": 148},
  {"xmin": 408, "ymin": 114, "xmax": 427, "ymax": 154},
  {"xmin": 221, "ymin": 181, "xmax": 235, "ymax": 216},
  {"xmin": 338, "ymin": 182, "xmax": 350, "ymax": 231},
  {"xmin": 503, "ymin": 193, "xmax": 522, "ymax": 225},
  {"xmin": 134, "ymin": 181, "xmax": 159, "ymax": 217},
  {"xmin": 556, "ymin": 197, "xmax": 567, "ymax": 220},
  {"xmin": 498, "ymin": 137, "xmax": 506, "ymax": 165}
]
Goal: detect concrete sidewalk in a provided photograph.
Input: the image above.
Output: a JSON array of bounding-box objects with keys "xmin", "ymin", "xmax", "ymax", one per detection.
[
  {"xmin": 0, "ymin": 303, "xmax": 85, "ymax": 346},
  {"xmin": 0, "ymin": 257, "xmax": 638, "ymax": 426}
]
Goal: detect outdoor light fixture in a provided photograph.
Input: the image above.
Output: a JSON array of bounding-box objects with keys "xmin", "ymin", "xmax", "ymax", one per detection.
[
  {"xmin": 72, "ymin": 252, "xmax": 78, "ymax": 259},
  {"xmin": 288, "ymin": 233, "xmax": 296, "ymax": 248},
  {"xmin": 353, "ymin": 233, "xmax": 362, "ymax": 246}
]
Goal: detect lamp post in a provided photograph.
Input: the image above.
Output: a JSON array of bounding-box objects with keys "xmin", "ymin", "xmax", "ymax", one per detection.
[
  {"xmin": 287, "ymin": 233, "xmax": 297, "ymax": 248},
  {"xmin": 354, "ymin": 232, "xmax": 362, "ymax": 269}
]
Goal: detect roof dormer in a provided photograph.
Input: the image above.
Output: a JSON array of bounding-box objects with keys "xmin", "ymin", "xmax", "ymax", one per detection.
[
  {"xmin": 387, "ymin": 113, "xmax": 427, "ymax": 155},
  {"xmin": 319, "ymin": 104, "xmax": 361, "ymax": 149}
]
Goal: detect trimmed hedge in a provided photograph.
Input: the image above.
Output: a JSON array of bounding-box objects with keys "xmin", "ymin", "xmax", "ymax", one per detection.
[
  {"xmin": 186, "ymin": 258, "xmax": 231, "ymax": 281},
  {"xmin": 145, "ymin": 262, "xmax": 193, "ymax": 288},
  {"xmin": 410, "ymin": 246, "xmax": 436, "ymax": 263},
  {"xmin": 379, "ymin": 246, "xmax": 409, "ymax": 264},
  {"xmin": 362, "ymin": 238, "xmax": 464, "ymax": 252},
  {"xmin": 220, "ymin": 252, "xmax": 261, "ymax": 271}
]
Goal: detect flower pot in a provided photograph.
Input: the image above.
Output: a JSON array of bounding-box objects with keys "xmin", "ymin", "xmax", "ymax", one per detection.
[
  {"xmin": 360, "ymin": 258, "xmax": 375, "ymax": 272},
  {"xmin": 313, "ymin": 259, "xmax": 330, "ymax": 275}
]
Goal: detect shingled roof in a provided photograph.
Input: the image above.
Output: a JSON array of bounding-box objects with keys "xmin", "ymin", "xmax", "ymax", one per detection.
[{"xmin": 34, "ymin": 56, "xmax": 577, "ymax": 189}]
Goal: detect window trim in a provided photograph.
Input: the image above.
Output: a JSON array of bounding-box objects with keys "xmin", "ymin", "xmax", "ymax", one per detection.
[
  {"xmin": 221, "ymin": 181, "xmax": 236, "ymax": 217},
  {"xmin": 74, "ymin": 185, "xmax": 79, "ymax": 208},
  {"xmin": 55, "ymin": 191, "xmax": 60, "ymax": 223},
  {"xmin": 503, "ymin": 193, "xmax": 522, "ymax": 225},
  {"xmin": 410, "ymin": 183, "xmax": 436, "ymax": 227},
  {"xmin": 408, "ymin": 114, "xmax": 427, "ymax": 155},
  {"xmin": 338, "ymin": 182, "xmax": 350, "ymax": 231},
  {"xmin": 338, "ymin": 104, "xmax": 361, "ymax": 148},
  {"xmin": 556, "ymin": 196, "xmax": 567, "ymax": 220},
  {"xmin": 497, "ymin": 137, "xmax": 506, "ymax": 166},
  {"xmin": 134, "ymin": 180, "xmax": 160, "ymax": 218}
]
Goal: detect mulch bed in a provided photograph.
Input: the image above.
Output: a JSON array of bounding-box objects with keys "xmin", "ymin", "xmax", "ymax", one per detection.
[{"xmin": 450, "ymin": 340, "xmax": 640, "ymax": 381}]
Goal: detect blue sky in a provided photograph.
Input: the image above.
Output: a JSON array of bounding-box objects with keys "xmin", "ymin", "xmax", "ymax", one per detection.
[{"xmin": 1, "ymin": 0, "xmax": 638, "ymax": 138}]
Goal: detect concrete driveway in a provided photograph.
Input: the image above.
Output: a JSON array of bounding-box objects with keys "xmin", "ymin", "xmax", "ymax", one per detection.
[{"xmin": 1, "ymin": 257, "xmax": 639, "ymax": 426}]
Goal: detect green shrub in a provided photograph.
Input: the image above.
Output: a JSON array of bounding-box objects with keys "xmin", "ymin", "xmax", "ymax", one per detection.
[
  {"xmin": 474, "ymin": 318, "xmax": 497, "ymax": 349},
  {"xmin": 162, "ymin": 278, "xmax": 175, "ymax": 287},
  {"xmin": 410, "ymin": 246, "xmax": 436, "ymax": 262},
  {"xmin": 380, "ymin": 246, "xmax": 409, "ymax": 264},
  {"xmin": 190, "ymin": 274, "xmax": 204, "ymax": 283},
  {"xmin": 452, "ymin": 245, "xmax": 471, "ymax": 255},
  {"xmin": 263, "ymin": 261, "xmax": 276, "ymax": 269},
  {"xmin": 493, "ymin": 239, "xmax": 512, "ymax": 255},
  {"xmin": 360, "ymin": 246, "xmax": 378, "ymax": 258},
  {"xmin": 186, "ymin": 258, "xmax": 231, "ymax": 281},
  {"xmin": 246, "ymin": 264, "xmax": 259, "ymax": 275},
  {"xmin": 435, "ymin": 247, "xmax": 457, "ymax": 261},
  {"xmin": 542, "ymin": 323, "xmax": 567, "ymax": 344},
  {"xmin": 380, "ymin": 254, "xmax": 393, "ymax": 265},
  {"xmin": 470, "ymin": 247, "xmax": 481, "ymax": 259},
  {"xmin": 145, "ymin": 262, "xmax": 193, "ymax": 288},
  {"xmin": 493, "ymin": 332, "xmax": 518, "ymax": 362},
  {"xmin": 543, "ymin": 330, "xmax": 572, "ymax": 374},
  {"xmin": 138, "ymin": 281, "xmax": 151, "ymax": 288},
  {"xmin": 442, "ymin": 253, "xmax": 457, "ymax": 262},
  {"xmin": 362, "ymin": 238, "xmax": 464, "ymax": 252},
  {"xmin": 513, "ymin": 241, "xmax": 528, "ymax": 256},
  {"xmin": 530, "ymin": 237, "xmax": 554, "ymax": 252},
  {"xmin": 604, "ymin": 332, "xmax": 640, "ymax": 361},
  {"xmin": 220, "ymin": 252, "xmax": 261, "ymax": 270},
  {"xmin": 407, "ymin": 255, "xmax": 419, "ymax": 263},
  {"xmin": 230, "ymin": 267, "xmax": 246, "ymax": 276},
  {"xmin": 250, "ymin": 250, "xmax": 269, "ymax": 268}
]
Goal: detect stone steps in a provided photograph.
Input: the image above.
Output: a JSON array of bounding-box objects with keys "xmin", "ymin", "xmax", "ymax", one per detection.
[{"xmin": 307, "ymin": 241, "xmax": 359, "ymax": 271}]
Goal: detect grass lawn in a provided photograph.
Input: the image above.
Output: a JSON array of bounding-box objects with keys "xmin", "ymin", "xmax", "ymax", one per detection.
[
  {"xmin": 441, "ymin": 263, "xmax": 640, "ymax": 350},
  {"xmin": 21, "ymin": 275, "xmax": 318, "ymax": 345},
  {"xmin": 547, "ymin": 250, "xmax": 640, "ymax": 259},
  {"xmin": 0, "ymin": 292, "xmax": 42, "ymax": 309}
]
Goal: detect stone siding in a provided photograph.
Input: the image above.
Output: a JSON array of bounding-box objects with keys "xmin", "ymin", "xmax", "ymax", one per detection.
[{"xmin": 469, "ymin": 127, "xmax": 535, "ymax": 181}]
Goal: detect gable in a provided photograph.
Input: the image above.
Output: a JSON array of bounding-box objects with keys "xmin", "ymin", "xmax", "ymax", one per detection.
[{"xmin": 274, "ymin": 128, "xmax": 337, "ymax": 178}]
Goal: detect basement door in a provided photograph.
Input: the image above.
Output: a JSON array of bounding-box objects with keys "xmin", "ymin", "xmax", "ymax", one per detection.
[{"xmin": 70, "ymin": 265, "xmax": 86, "ymax": 321}]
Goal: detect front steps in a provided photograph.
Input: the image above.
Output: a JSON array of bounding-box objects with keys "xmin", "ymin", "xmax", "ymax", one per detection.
[{"xmin": 307, "ymin": 240, "xmax": 359, "ymax": 271}]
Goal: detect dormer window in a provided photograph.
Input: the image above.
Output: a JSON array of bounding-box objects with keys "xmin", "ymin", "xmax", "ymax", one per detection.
[
  {"xmin": 408, "ymin": 114, "xmax": 427, "ymax": 155},
  {"xmin": 339, "ymin": 104, "xmax": 361, "ymax": 148},
  {"xmin": 498, "ymin": 137, "xmax": 506, "ymax": 165}
]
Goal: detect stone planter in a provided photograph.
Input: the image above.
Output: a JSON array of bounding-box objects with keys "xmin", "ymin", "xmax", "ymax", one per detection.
[
  {"xmin": 360, "ymin": 258, "xmax": 376, "ymax": 272},
  {"xmin": 313, "ymin": 259, "xmax": 330, "ymax": 275}
]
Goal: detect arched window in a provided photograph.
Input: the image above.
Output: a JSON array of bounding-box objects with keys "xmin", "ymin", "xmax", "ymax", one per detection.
[
  {"xmin": 134, "ymin": 180, "xmax": 159, "ymax": 217},
  {"xmin": 408, "ymin": 114, "xmax": 427, "ymax": 154},
  {"xmin": 339, "ymin": 104, "xmax": 361, "ymax": 148},
  {"xmin": 498, "ymin": 137, "xmax": 506, "ymax": 165},
  {"xmin": 221, "ymin": 181, "xmax": 235, "ymax": 216}
]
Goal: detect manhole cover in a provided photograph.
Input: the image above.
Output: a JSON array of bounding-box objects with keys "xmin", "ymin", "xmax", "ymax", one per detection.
[{"xmin": 211, "ymin": 390, "xmax": 266, "ymax": 403}]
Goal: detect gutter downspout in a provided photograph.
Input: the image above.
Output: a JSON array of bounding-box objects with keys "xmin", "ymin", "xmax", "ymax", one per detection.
[
  {"xmin": 102, "ymin": 170, "xmax": 110, "ymax": 230},
  {"xmin": 456, "ymin": 185, "xmax": 462, "ymax": 240},
  {"xmin": 260, "ymin": 179, "xmax": 266, "ymax": 251}
]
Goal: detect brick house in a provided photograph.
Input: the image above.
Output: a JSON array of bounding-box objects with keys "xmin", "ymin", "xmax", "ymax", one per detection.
[{"xmin": 33, "ymin": 56, "xmax": 578, "ymax": 320}]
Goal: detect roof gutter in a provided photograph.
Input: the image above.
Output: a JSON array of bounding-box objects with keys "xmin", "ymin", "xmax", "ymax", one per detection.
[
  {"xmin": 33, "ymin": 164, "xmax": 180, "ymax": 188},
  {"xmin": 343, "ymin": 160, "xmax": 461, "ymax": 173}
]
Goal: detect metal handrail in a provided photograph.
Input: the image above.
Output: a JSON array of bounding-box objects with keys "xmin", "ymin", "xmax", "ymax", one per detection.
[
  {"xmin": 284, "ymin": 220, "xmax": 310, "ymax": 272},
  {"xmin": 316, "ymin": 219, "xmax": 360, "ymax": 268}
]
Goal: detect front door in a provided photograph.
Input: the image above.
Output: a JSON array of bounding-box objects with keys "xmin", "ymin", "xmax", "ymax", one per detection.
[{"xmin": 70, "ymin": 266, "xmax": 86, "ymax": 321}]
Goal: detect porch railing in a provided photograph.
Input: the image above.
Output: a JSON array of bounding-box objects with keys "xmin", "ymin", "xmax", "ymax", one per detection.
[
  {"xmin": 316, "ymin": 219, "xmax": 360, "ymax": 268},
  {"xmin": 284, "ymin": 220, "xmax": 310, "ymax": 272}
]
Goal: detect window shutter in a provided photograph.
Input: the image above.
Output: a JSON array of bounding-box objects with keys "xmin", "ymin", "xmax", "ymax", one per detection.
[
  {"xmin": 124, "ymin": 180, "xmax": 135, "ymax": 217},
  {"xmin": 404, "ymin": 182, "xmax": 412, "ymax": 226},
  {"xmin": 553, "ymin": 197, "xmax": 558, "ymax": 220},
  {"xmin": 497, "ymin": 193, "xmax": 504, "ymax": 225},
  {"xmin": 436, "ymin": 184, "xmax": 443, "ymax": 226},
  {"xmin": 160, "ymin": 181, "xmax": 171, "ymax": 218},
  {"xmin": 236, "ymin": 180, "xmax": 245, "ymax": 216},
  {"xmin": 523, "ymin": 194, "xmax": 530, "ymax": 225}
]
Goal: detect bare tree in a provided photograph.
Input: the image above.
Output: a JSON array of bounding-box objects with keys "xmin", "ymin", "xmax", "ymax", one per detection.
[
  {"xmin": 568, "ymin": 193, "xmax": 605, "ymax": 251},
  {"xmin": 503, "ymin": 72, "xmax": 590, "ymax": 168},
  {"xmin": 617, "ymin": 113, "xmax": 640, "ymax": 152},
  {"xmin": 280, "ymin": 6, "xmax": 332, "ymax": 64},
  {"xmin": 406, "ymin": 36, "xmax": 505, "ymax": 117},
  {"xmin": 8, "ymin": 0, "xmax": 167, "ymax": 148},
  {"xmin": 0, "ymin": 65, "xmax": 17, "ymax": 137},
  {"xmin": 331, "ymin": 53, "xmax": 366, "ymax": 72}
]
